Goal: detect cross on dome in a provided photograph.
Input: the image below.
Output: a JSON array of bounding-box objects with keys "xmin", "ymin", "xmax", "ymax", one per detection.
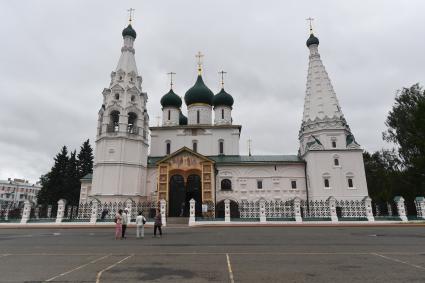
[
  {"xmin": 306, "ymin": 17, "xmax": 314, "ymax": 34},
  {"xmin": 127, "ymin": 8, "xmax": 135, "ymax": 24},
  {"xmin": 219, "ymin": 70, "xmax": 227, "ymax": 88},
  {"xmin": 167, "ymin": 72, "xmax": 176, "ymax": 90},
  {"xmin": 196, "ymin": 51, "xmax": 204, "ymax": 75}
]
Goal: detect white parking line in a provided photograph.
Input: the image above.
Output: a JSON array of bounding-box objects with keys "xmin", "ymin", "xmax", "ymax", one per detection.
[
  {"xmin": 96, "ymin": 254, "xmax": 133, "ymax": 283},
  {"xmin": 372, "ymin": 253, "xmax": 425, "ymax": 271},
  {"xmin": 0, "ymin": 254, "xmax": 11, "ymax": 258},
  {"xmin": 226, "ymin": 253, "xmax": 235, "ymax": 283},
  {"xmin": 45, "ymin": 254, "xmax": 110, "ymax": 282}
]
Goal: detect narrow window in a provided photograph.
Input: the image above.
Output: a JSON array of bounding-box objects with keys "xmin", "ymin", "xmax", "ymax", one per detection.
[
  {"xmin": 324, "ymin": 178, "xmax": 330, "ymax": 188},
  {"xmin": 197, "ymin": 110, "xmax": 200, "ymax": 124},
  {"xmin": 291, "ymin": 180, "xmax": 297, "ymax": 189},
  {"xmin": 131, "ymin": 95, "xmax": 135, "ymax": 102},
  {"xmin": 115, "ymin": 93, "xmax": 119, "ymax": 100},
  {"xmin": 257, "ymin": 180, "xmax": 263, "ymax": 189},
  {"xmin": 166, "ymin": 142, "xmax": 171, "ymax": 155},
  {"xmin": 193, "ymin": 141, "xmax": 197, "ymax": 152},
  {"xmin": 221, "ymin": 109, "xmax": 224, "ymax": 119},
  {"xmin": 334, "ymin": 158, "xmax": 339, "ymax": 166},
  {"xmin": 332, "ymin": 141, "xmax": 336, "ymax": 148},
  {"xmin": 168, "ymin": 110, "xmax": 171, "ymax": 120},
  {"xmin": 219, "ymin": 141, "xmax": 224, "ymax": 154},
  {"xmin": 348, "ymin": 178, "xmax": 353, "ymax": 188}
]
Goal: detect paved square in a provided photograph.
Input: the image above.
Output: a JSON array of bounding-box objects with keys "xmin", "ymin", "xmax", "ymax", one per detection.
[{"xmin": 0, "ymin": 226, "xmax": 424, "ymax": 282}]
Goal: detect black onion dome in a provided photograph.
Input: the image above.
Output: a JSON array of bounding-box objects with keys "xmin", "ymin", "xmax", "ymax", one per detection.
[
  {"xmin": 160, "ymin": 89, "xmax": 182, "ymax": 108},
  {"xmin": 122, "ymin": 24, "xmax": 137, "ymax": 38},
  {"xmin": 306, "ymin": 33, "xmax": 319, "ymax": 47},
  {"xmin": 213, "ymin": 88, "xmax": 234, "ymax": 107},
  {"xmin": 179, "ymin": 111, "xmax": 188, "ymax": 125},
  {"xmin": 184, "ymin": 75, "xmax": 214, "ymax": 106}
]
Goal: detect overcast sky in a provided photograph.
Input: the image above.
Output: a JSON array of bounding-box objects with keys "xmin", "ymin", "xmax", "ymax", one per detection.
[{"xmin": 1, "ymin": 0, "xmax": 424, "ymax": 183}]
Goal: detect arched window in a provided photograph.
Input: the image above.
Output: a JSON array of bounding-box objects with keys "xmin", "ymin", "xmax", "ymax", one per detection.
[
  {"xmin": 166, "ymin": 141, "xmax": 171, "ymax": 155},
  {"xmin": 323, "ymin": 173, "xmax": 330, "ymax": 189},
  {"xmin": 219, "ymin": 140, "xmax": 224, "ymax": 155},
  {"xmin": 131, "ymin": 95, "xmax": 135, "ymax": 102},
  {"xmin": 192, "ymin": 140, "xmax": 198, "ymax": 152},
  {"xmin": 115, "ymin": 93, "xmax": 120, "ymax": 100},
  {"xmin": 197, "ymin": 110, "xmax": 200, "ymax": 124},
  {"xmin": 127, "ymin": 112, "xmax": 137, "ymax": 134},
  {"xmin": 221, "ymin": 109, "xmax": 224, "ymax": 119},
  {"xmin": 221, "ymin": 179, "xmax": 232, "ymax": 191},
  {"xmin": 334, "ymin": 158, "xmax": 339, "ymax": 166},
  {"xmin": 109, "ymin": 110, "xmax": 120, "ymax": 132}
]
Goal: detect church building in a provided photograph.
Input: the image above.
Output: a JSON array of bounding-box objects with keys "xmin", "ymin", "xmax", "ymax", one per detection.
[{"xmin": 79, "ymin": 20, "xmax": 369, "ymax": 217}]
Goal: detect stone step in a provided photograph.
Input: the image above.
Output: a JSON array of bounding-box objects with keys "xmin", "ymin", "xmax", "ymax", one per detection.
[{"xmin": 166, "ymin": 217, "xmax": 189, "ymax": 224}]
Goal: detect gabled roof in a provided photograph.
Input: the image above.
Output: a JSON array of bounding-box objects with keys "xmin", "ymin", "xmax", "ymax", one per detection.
[{"xmin": 154, "ymin": 147, "xmax": 216, "ymax": 165}]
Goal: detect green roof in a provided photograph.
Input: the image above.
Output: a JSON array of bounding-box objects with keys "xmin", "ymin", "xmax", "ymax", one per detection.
[
  {"xmin": 148, "ymin": 155, "xmax": 303, "ymax": 166},
  {"xmin": 122, "ymin": 24, "xmax": 137, "ymax": 38},
  {"xmin": 81, "ymin": 173, "xmax": 93, "ymax": 181},
  {"xmin": 213, "ymin": 88, "xmax": 234, "ymax": 107},
  {"xmin": 160, "ymin": 89, "xmax": 182, "ymax": 108},
  {"xmin": 184, "ymin": 75, "xmax": 214, "ymax": 106}
]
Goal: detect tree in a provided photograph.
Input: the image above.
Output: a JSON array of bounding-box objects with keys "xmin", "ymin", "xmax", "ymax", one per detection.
[
  {"xmin": 37, "ymin": 146, "xmax": 69, "ymax": 205},
  {"xmin": 77, "ymin": 139, "xmax": 94, "ymax": 179},
  {"xmin": 64, "ymin": 150, "xmax": 81, "ymax": 205}
]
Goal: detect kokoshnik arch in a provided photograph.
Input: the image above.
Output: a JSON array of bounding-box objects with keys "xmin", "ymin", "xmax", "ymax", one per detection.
[{"xmin": 79, "ymin": 19, "xmax": 369, "ymax": 217}]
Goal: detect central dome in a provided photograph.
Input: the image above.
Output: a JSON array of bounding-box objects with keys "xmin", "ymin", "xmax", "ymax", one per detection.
[{"xmin": 184, "ymin": 75, "xmax": 214, "ymax": 106}]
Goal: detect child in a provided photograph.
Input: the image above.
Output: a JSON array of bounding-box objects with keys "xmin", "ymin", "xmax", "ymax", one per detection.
[{"xmin": 135, "ymin": 211, "xmax": 146, "ymax": 238}]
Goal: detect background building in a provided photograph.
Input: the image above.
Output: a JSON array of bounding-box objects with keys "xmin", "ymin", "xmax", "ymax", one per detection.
[{"xmin": 0, "ymin": 178, "xmax": 41, "ymax": 206}]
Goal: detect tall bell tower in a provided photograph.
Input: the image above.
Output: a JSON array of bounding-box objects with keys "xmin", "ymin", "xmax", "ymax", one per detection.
[{"xmin": 90, "ymin": 17, "xmax": 149, "ymax": 202}]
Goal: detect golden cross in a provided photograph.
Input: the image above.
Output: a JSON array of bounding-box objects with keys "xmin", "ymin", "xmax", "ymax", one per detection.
[
  {"xmin": 306, "ymin": 17, "xmax": 314, "ymax": 34},
  {"xmin": 195, "ymin": 51, "xmax": 204, "ymax": 75},
  {"xmin": 128, "ymin": 8, "xmax": 135, "ymax": 24},
  {"xmin": 218, "ymin": 70, "xmax": 227, "ymax": 88},
  {"xmin": 247, "ymin": 138, "xmax": 252, "ymax": 156},
  {"xmin": 167, "ymin": 72, "xmax": 176, "ymax": 89}
]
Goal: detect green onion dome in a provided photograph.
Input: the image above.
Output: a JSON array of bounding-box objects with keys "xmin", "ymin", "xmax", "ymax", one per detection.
[
  {"xmin": 213, "ymin": 88, "xmax": 234, "ymax": 107},
  {"xmin": 184, "ymin": 75, "xmax": 214, "ymax": 106},
  {"xmin": 306, "ymin": 33, "xmax": 319, "ymax": 47},
  {"xmin": 179, "ymin": 111, "xmax": 188, "ymax": 125},
  {"xmin": 160, "ymin": 89, "xmax": 182, "ymax": 108},
  {"xmin": 122, "ymin": 24, "xmax": 137, "ymax": 38}
]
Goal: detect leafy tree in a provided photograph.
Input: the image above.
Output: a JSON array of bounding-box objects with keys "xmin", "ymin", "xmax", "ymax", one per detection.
[{"xmin": 77, "ymin": 139, "xmax": 94, "ymax": 179}]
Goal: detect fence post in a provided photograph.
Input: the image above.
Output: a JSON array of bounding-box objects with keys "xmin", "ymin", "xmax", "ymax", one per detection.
[
  {"xmin": 394, "ymin": 196, "xmax": 408, "ymax": 222},
  {"xmin": 47, "ymin": 205, "xmax": 52, "ymax": 219},
  {"xmin": 363, "ymin": 196, "xmax": 375, "ymax": 222},
  {"xmin": 5, "ymin": 206, "xmax": 10, "ymax": 221},
  {"xmin": 90, "ymin": 201, "xmax": 98, "ymax": 224},
  {"xmin": 328, "ymin": 196, "xmax": 338, "ymax": 222},
  {"xmin": 293, "ymin": 197, "xmax": 302, "ymax": 223},
  {"xmin": 415, "ymin": 197, "xmax": 425, "ymax": 219},
  {"xmin": 35, "ymin": 205, "xmax": 40, "ymax": 219},
  {"xmin": 160, "ymin": 199, "xmax": 166, "ymax": 227},
  {"xmin": 224, "ymin": 199, "xmax": 230, "ymax": 223},
  {"xmin": 189, "ymin": 198, "xmax": 195, "ymax": 225},
  {"xmin": 125, "ymin": 199, "xmax": 133, "ymax": 224},
  {"xmin": 56, "ymin": 199, "xmax": 66, "ymax": 223},
  {"xmin": 259, "ymin": 199, "xmax": 266, "ymax": 223},
  {"xmin": 20, "ymin": 200, "xmax": 32, "ymax": 224}
]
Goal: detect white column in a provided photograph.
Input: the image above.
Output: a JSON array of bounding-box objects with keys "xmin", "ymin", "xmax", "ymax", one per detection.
[
  {"xmin": 20, "ymin": 200, "xmax": 32, "ymax": 224},
  {"xmin": 394, "ymin": 196, "xmax": 408, "ymax": 222},
  {"xmin": 363, "ymin": 196, "xmax": 375, "ymax": 222},
  {"xmin": 90, "ymin": 201, "xmax": 99, "ymax": 224},
  {"xmin": 293, "ymin": 197, "xmax": 302, "ymax": 223},
  {"xmin": 160, "ymin": 199, "xmax": 167, "ymax": 227},
  {"xmin": 224, "ymin": 199, "xmax": 230, "ymax": 223},
  {"xmin": 56, "ymin": 199, "xmax": 66, "ymax": 223},
  {"xmin": 415, "ymin": 197, "xmax": 425, "ymax": 219},
  {"xmin": 125, "ymin": 199, "xmax": 133, "ymax": 224},
  {"xmin": 328, "ymin": 196, "xmax": 338, "ymax": 222},
  {"xmin": 259, "ymin": 198, "xmax": 266, "ymax": 223},
  {"xmin": 189, "ymin": 198, "xmax": 195, "ymax": 225}
]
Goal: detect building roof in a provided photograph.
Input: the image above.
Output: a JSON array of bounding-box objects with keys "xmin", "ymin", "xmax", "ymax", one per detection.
[
  {"xmin": 81, "ymin": 173, "xmax": 93, "ymax": 181},
  {"xmin": 184, "ymin": 75, "xmax": 214, "ymax": 106}
]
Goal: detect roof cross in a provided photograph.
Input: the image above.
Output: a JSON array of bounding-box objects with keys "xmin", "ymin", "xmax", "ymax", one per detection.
[
  {"xmin": 306, "ymin": 17, "xmax": 314, "ymax": 34},
  {"xmin": 167, "ymin": 72, "xmax": 176, "ymax": 90},
  {"xmin": 127, "ymin": 8, "xmax": 135, "ymax": 24},
  {"xmin": 195, "ymin": 51, "xmax": 204, "ymax": 75},
  {"xmin": 218, "ymin": 70, "xmax": 227, "ymax": 89}
]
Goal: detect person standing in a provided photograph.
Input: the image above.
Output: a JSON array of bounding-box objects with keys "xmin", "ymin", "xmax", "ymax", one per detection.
[
  {"xmin": 153, "ymin": 209, "xmax": 162, "ymax": 238},
  {"xmin": 135, "ymin": 211, "xmax": 147, "ymax": 238},
  {"xmin": 115, "ymin": 209, "xmax": 123, "ymax": 240},
  {"xmin": 121, "ymin": 208, "xmax": 128, "ymax": 239}
]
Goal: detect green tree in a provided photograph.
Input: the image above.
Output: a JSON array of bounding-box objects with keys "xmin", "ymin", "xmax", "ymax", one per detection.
[
  {"xmin": 64, "ymin": 150, "xmax": 81, "ymax": 205},
  {"xmin": 77, "ymin": 139, "xmax": 94, "ymax": 179}
]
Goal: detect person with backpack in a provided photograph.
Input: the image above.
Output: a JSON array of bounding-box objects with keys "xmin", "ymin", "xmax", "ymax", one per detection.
[
  {"xmin": 135, "ymin": 211, "xmax": 147, "ymax": 238},
  {"xmin": 115, "ymin": 209, "xmax": 123, "ymax": 240}
]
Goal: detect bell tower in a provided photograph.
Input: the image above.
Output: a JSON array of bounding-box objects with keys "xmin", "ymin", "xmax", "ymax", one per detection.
[{"xmin": 90, "ymin": 17, "xmax": 149, "ymax": 202}]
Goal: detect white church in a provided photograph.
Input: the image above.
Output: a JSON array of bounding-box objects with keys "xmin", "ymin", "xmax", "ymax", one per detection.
[{"xmin": 79, "ymin": 21, "xmax": 369, "ymax": 217}]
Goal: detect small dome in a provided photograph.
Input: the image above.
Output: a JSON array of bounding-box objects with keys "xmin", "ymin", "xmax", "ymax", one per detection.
[
  {"xmin": 184, "ymin": 75, "xmax": 214, "ymax": 106},
  {"xmin": 160, "ymin": 89, "xmax": 182, "ymax": 108},
  {"xmin": 179, "ymin": 111, "xmax": 188, "ymax": 125},
  {"xmin": 213, "ymin": 88, "xmax": 234, "ymax": 107},
  {"xmin": 306, "ymin": 33, "xmax": 319, "ymax": 47},
  {"xmin": 122, "ymin": 24, "xmax": 137, "ymax": 38}
]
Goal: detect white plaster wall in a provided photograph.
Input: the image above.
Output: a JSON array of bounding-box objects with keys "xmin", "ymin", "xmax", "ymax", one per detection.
[
  {"xmin": 214, "ymin": 106, "xmax": 232, "ymax": 125},
  {"xmin": 304, "ymin": 149, "xmax": 368, "ymax": 200},
  {"xmin": 162, "ymin": 107, "xmax": 180, "ymax": 126},
  {"xmin": 150, "ymin": 127, "xmax": 240, "ymax": 156},
  {"xmin": 215, "ymin": 164, "xmax": 307, "ymax": 202},
  {"xmin": 187, "ymin": 105, "xmax": 212, "ymax": 125},
  {"xmin": 300, "ymin": 129, "xmax": 348, "ymax": 154}
]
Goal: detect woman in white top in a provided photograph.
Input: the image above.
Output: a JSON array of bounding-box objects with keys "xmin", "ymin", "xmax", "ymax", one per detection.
[{"xmin": 135, "ymin": 211, "xmax": 147, "ymax": 238}]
